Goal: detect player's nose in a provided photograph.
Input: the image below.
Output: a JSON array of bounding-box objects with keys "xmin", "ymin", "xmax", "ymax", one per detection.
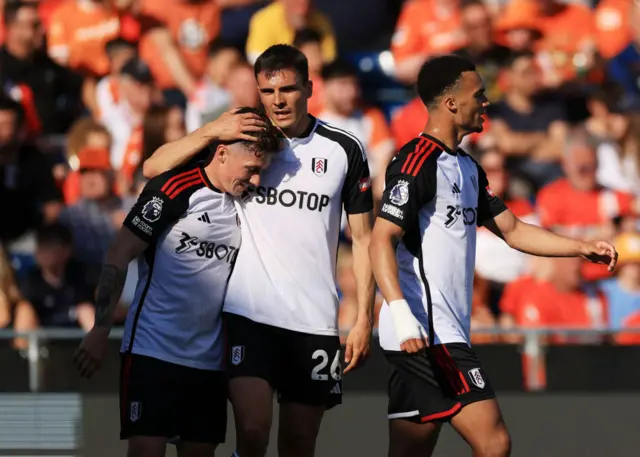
[{"xmin": 249, "ymin": 174, "xmax": 261, "ymax": 188}]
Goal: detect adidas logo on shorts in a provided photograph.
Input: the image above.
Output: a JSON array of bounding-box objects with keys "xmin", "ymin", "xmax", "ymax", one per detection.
[{"xmin": 330, "ymin": 383, "xmax": 341, "ymax": 395}]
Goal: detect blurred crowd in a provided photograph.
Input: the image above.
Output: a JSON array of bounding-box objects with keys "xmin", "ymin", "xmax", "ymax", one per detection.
[{"xmin": 1, "ymin": 0, "xmax": 640, "ymax": 352}]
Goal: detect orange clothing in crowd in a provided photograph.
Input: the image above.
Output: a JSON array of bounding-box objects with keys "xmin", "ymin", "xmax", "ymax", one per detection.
[
  {"xmin": 391, "ymin": 0, "xmax": 466, "ymax": 64},
  {"xmin": 138, "ymin": 0, "xmax": 221, "ymax": 90},
  {"xmin": 47, "ymin": 0, "xmax": 120, "ymax": 77},
  {"xmin": 616, "ymin": 311, "xmax": 640, "ymax": 345},
  {"xmin": 500, "ymin": 276, "xmax": 608, "ymax": 340},
  {"xmin": 500, "ymin": 0, "xmax": 595, "ymax": 82},
  {"xmin": 308, "ymin": 76, "xmax": 325, "ymax": 116},
  {"xmin": 537, "ymin": 179, "xmax": 633, "ymax": 282},
  {"xmin": 594, "ymin": 0, "xmax": 634, "ymax": 59}
]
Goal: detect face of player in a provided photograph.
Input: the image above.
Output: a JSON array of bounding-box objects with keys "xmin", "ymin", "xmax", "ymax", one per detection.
[
  {"xmin": 452, "ymin": 71, "xmax": 488, "ymax": 134},
  {"xmin": 257, "ymin": 68, "xmax": 312, "ymax": 135},
  {"xmin": 324, "ymin": 75, "xmax": 361, "ymax": 116},
  {"xmin": 216, "ymin": 143, "xmax": 274, "ymax": 196}
]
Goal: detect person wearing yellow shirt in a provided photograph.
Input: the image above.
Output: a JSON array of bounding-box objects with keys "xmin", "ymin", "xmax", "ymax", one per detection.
[{"xmin": 246, "ymin": 0, "xmax": 336, "ymax": 64}]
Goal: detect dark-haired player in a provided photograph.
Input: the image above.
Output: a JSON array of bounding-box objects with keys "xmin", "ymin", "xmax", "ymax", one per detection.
[
  {"xmin": 369, "ymin": 55, "xmax": 618, "ymax": 457},
  {"xmin": 73, "ymin": 107, "xmax": 281, "ymax": 457},
  {"xmin": 143, "ymin": 44, "xmax": 376, "ymax": 457}
]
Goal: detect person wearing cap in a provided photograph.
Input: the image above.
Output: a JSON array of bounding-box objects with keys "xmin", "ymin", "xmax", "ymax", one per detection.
[
  {"xmin": 600, "ymin": 232, "xmax": 640, "ymax": 333},
  {"xmin": 57, "ymin": 146, "xmax": 125, "ymax": 273}
]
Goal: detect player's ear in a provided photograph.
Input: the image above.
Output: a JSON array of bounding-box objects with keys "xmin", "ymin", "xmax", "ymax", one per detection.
[
  {"xmin": 444, "ymin": 95, "xmax": 457, "ymax": 114},
  {"xmin": 215, "ymin": 144, "xmax": 228, "ymax": 163},
  {"xmin": 305, "ymin": 79, "xmax": 313, "ymax": 100}
]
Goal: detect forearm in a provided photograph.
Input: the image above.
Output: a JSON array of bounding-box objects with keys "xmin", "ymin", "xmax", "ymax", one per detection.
[
  {"xmin": 94, "ymin": 262, "xmax": 129, "ymax": 331},
  {"xmin": 505, "ymin": 220, "xmax": 584, "ymax": 257},
  {"xmin": 369, "ymin": 235, "xmax": 404, "ymax": 303},
  {"xmin": 351, "ymin": 237, "xmax": 376, "ymax": 326},
  {"xmin": 143, "ymin": 123, "xmax": 212, "ymax": 178},
  {"xmin": 496, "ymin": 131, "xmax": 546, "ymax": 156}
]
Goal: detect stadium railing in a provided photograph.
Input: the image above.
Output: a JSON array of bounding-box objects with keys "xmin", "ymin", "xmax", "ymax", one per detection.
[{"xmin": 0, "ymin": 327, "xmax": 639, "ymax": 393}]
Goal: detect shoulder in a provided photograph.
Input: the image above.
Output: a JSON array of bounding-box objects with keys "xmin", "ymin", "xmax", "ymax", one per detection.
[
  {"xmin": 388, "ymin": 136, "xmax": 443, "ymax": 177},
  {"xmin": 142, "ymin": 163, "xmax": 207, "ymax": 205},
  {"xmin": 315, "ymin": 120, "xmax": 366, "ymax": 161}
]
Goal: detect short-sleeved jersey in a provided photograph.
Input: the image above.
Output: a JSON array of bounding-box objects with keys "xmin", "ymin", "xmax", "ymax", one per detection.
[
  {"xmin": 120, "ymin": 163, "xmax": 240, "ymax": 371},
  {"xmin": 377, "ymin": 134, "xmax": 507, "ymax": 349},
  {"xmin": 224, "ymin": 116, "xmax": 373, "ymax": 335}
]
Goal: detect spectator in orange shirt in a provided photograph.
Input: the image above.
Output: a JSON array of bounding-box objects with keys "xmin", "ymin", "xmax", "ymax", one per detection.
[
  {"xmin": 141, "ymin": 105, "xmax": 186, "ymax": 166},
  {"xmin": 137, "ymin": 0, "xmax": 223, "ymax": 99},
  {"xmin": 498, "ymin": 0, "xmax": 596, "ymax": 87},
  {"xmin": 318, "ymin": 60, "xmax": 395, "ymax": 207},
  {"xmin": 47, "ymin": 0, "xmax": 121, "ymax": 78},
  {"xmin": 391, "ymin": 0, "xmax": 466, "ymax": 84},
  {"xmin": 390, "ymin": 96, "xmax": 428, "ymax": 150},
  {"xmin": 487, "ymin": 51, "xmax": 567, "ymax": 190},
  {"xmin": 500, "ymin": 256, "xmax": 608, "ymax": 344},
  {"xmin": 537, "ymin": 128, "xmax": 638, "ymax": 282},
  {"xmin": 294, "ymin": 28, "xmax": 325, "ymax": 116},
  {"xmin": 594, "ymin": 0, "xmax": 633, "ymax": 61}
]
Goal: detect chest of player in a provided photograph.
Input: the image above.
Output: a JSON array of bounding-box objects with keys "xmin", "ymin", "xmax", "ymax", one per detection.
[
  {"xmin": 247, "ymin": 141, "xmax": 347, "ymax": 215},
  {"xmin": 432, "ymin": 155, "xmax": 480, "ymax": 230},
  {"xmin": 161, "ymin": 191, "xmax": 241, "ymax": 265}
]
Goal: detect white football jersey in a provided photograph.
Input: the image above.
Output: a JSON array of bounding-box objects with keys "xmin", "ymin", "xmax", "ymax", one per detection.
[
  {"xmin": 224, "ymin": 116, "xmax": 373, "ymax": 335},
  {"xmin": 121, "ymin": 163, "xmax": 240, "ymax": 370}
]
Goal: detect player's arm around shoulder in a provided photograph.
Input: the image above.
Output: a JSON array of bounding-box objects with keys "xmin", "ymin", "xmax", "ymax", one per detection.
[{"xmin": 142, "ymin": 109, "xmax": 268, "ymax": 179}]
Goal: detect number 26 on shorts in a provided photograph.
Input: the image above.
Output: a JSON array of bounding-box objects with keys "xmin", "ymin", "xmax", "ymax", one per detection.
[{"xmin": 311, "ymin": 349, "xmax": 342, "ymax": 381}]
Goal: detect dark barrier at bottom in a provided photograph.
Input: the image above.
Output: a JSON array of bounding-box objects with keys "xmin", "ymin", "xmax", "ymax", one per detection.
[{"xmin": 81, "ymin": 393, "xmax": 640, "ymax": 457}]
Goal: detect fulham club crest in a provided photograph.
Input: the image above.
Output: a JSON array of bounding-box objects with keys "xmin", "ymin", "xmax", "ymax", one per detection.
[
  {"xmin": 312, "ymin": 158, "xmax": 327, "ymax": 177},
  {"xmin": 231, "ymin": 346, "xmax": 245, "ymax": 365}
]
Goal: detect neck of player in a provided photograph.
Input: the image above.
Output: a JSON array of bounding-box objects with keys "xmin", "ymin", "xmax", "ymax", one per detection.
[
  {"xmin": 204, "ymin": 162, "xmax": 226, "ymax": 193},
  {"xmin": 281, "ymin": 113, "xmax": 312, "ymax": 139},
  {"xmin": 422, "ymin": 117, "xmax": 466, "ymax": 152}
]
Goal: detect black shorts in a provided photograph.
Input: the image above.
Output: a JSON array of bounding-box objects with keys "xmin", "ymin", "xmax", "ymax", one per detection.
[
  {"xmin": 224, "ymin": 313, "xmax": 342, "ymax": 410},
  {"xmin": 119, "ymin": 353, "xmax": 227, "ymax": 444},
  {"xmin": 384, "ymin": 343, "xmax": 496, "ymax": 423}
]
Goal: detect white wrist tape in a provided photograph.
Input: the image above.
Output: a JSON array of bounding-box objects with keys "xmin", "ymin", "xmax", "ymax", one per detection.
[{"xmin": 388, "ymin": 299, "xmax": 428, "ymax": 345}]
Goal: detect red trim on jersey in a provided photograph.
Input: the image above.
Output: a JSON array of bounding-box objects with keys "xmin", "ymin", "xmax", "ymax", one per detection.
[
  {"xmin": 406, "ymin": 140, "xmax": 436, "ymax": 176},
  {"xmin": 168, "ymin": 177, "xmax": 204, "ymax": 199},
  {"xmin": 401, "ymin": 138, "xmax": 427, "ymax": 173},
  {"xmin": 411, "ymin": 143, "xmax": 437, "ymax": 177},
  {"xmin": 420, "ymin": 402, "xmax": 462, "ymax": 422},
  {"xmin": 160, "ymin": 169, "xmax": 199, "ymax": 193}
]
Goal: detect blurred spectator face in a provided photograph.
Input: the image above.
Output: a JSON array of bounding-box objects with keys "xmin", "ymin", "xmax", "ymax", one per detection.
[
  {"xmin": 461, "ymin": 3, "xmax": 493, "ymax": 50},
  {"xmin": 36, "ymin": 240, "xmax": 71, "ymax": 272},
  {"xmin": 165, "ymin": 107, "xmax": 186, "ymax": 143},
  {"xmin": 6, "ymin": 4, "xmax": 42, "ymax": 56},
  {"xmin": 563, "ymin": 143, "xmax": 598, "ymax": 191},
  {"xmin": 110, "ymin": 48, "xmax": 137, "ymax": 76},
  {"xmin": 504, "ymin": 28, "xmax": 536, "ymax": 52},
  {"xmin": 550, "ymin": 257, "xmax": 582, "ymax": 291},
  {"xmin": 257, "ymin": 68, "xmax": 311, "ymax": 131},
  {"xmin": 206, "ymin": 48, "xmax": 242, "ymax": 87},
  {"xmin": 300, "ymin": 42, "xmax": 323, "ymax": 76},
  {"xmin": 323, "ymin": 75, "xmax": 361, "ymax": 116},
  {"xmin": 0, "ymin": 108, "xmax": 19, "ymax": 155},
  {"xmin": 79, "ymin": 170, "xmax": 111, "ymax": 201},
  {"xmin": 86, "ymin": 130, "xmax": 112, "ymax": 150},
  {"xmin": 120, "ymin": 76, "xmax": 153, "ymax": 115},
  {"xmin": 228, "ymin": 65, "xmax": 260, "ymax": 108},
  {"xmin": 282, "ymin": 0, "xmax": 313, "ymax": 24},
  {"xmin": 508, "ymin": 55, "xmax": 540, "ymax": 97},
  {"xmin": 480, "ymin": 149, "xmax": 507, "ymax": 197}
]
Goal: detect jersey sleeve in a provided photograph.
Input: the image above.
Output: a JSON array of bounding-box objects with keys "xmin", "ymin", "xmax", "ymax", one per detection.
[
  {"xmin": 123, "ymin": 174, "xmax": 189, "ymax": 244},
  {"xmin": 341, "ymin": 138, "xmax": 374, "ymax": 215},
  {"xmin": 476, "ymin": 163, "xmax": 507, "ymax": 226},
  {"xmin": 378, "ymin": 147, "xmax": 438, "ymax": 230}
]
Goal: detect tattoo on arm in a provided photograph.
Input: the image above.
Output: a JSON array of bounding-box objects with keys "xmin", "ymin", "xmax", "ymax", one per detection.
[{"xmin": 94, "ymin": 264, "xmax": 128, "ymax": 328}]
